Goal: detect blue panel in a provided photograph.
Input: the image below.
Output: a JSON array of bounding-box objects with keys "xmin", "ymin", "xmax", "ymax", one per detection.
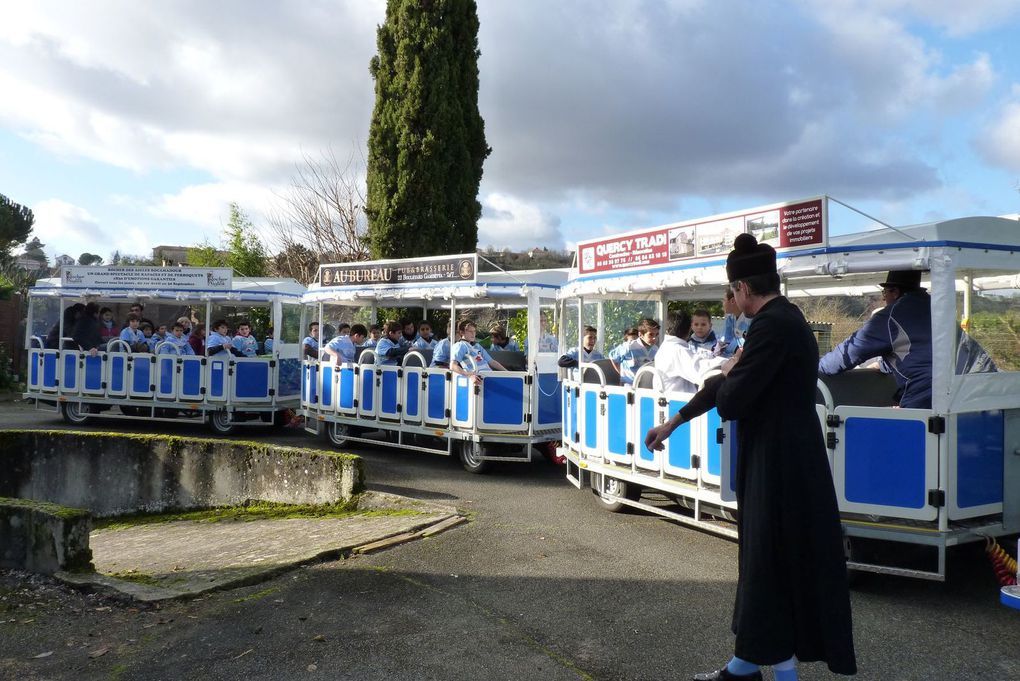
[
  {"xmin": 181, "ymin": 359, "xmax": 202, "ymax": 397},
  {"xmin": 301, "ymin": 364, "xmax": 308, "ymax": 402},
  {"xmin": 307, "ymin": 365, "xmax": 318, "ymax": 404},
  {"xmin": 320, "ymin": 365, "xmax": 334, "ymax": 407},
  {"xmin": 159, "ymin": 358, "xmax": 175, "ymax": 396},
  {"xmin": 427, "ymin": 374, "xmax": 447, "ymax": 419},
  {"xmin": 638, "ymin": 396, "xmax": 657, "ymax": 462},
  {"xmin": 666, "ymin": 399, "xmax": 692, "ymax": 469},
  {"xmin": 43, "ymin": 353, "xmax": 58, "ymax": 388},
  {"xmin": 381, "ymin": 371, "xmax": 398, "ymax": 414},
  {"xmin": 956, "ymin": 410, "xmax": 1004, "ymax": 508},
  {"xmin": 705, "ymin": 408, "xmax": 722, "ymax": 476},
  {"xmin": 209, "ymin": 361, "xmax": 225, "ymax": 398},
  {"xmin": 63, "ymin": 354, "xmax": 78, "ymax": 389},
  {"xmin": 338, "ymin": 367, "xmax": 356, "ymax": 409},
  {"xmin": 30, "ymin": 351, "xmax": 40, "ymax": 387},
  {"xmin": 537, "ymin": 374, "xmax": 561, "ymax": 425},
  {"xmin": 84, "ymin": 355, "xmax": 104, "ymax": 390},
  {"xmin": 133, "ymin": 359, "xmax": 151, "ymax": 393},
  {"xmin": 584, "ymin": 391, "xmax": 598, "ymax": 449},
  {"xmin": 236, "ymin": 362, "xmax": 270, "ymax": 398},
  {"xmin": 455, "ymin": 381, "xmax": 470, "ymax": 422},
  {"xmin": 404, "ymin": 370, "xmax": 420, "ymax": 417},
  {"xmin": 607, "ymin": 393, "xmax": 628, "ymax": 455},
  {"xmin": 277, "ymin": 358, "xmax": 301, "ymax": 397},
  {"xmin": 845, "ymin": 417, "xmax": 926, "ymax": 509},
  {"xmin": 570, "ymin": 391, "xmax": 578, "ymax": 441},
  {"xmin": 362, "ymin": 369, "xmax": 374, "ymax": 411},
  {"xmin": 562, "ymin": 386, "xmax": 569, "ymax": 434},
  {"xmin": 482, "ymin": 376, "xmax": 524, "ymax": 425},
  {"xmin": 110, "ymin": 356, "xmax": 126, "ymax": 392}
]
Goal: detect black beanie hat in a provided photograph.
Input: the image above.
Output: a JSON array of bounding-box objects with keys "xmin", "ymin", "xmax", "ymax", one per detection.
[{"xmin": 726, "ymin": 233, "xmax": 777, "ymax": 282}]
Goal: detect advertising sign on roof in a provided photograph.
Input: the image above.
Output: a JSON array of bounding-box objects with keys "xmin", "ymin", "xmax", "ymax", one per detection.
[
  {"xmin": 318, "ymin": 253, "xmax": 477, "ymax": 288},
  {"xmin": 576, "ymin": 197, "xmax": 826, "ymax": 275},
  {"xmin": 61, "ymin": 266, "xmax": 233, "ymax": 290}
]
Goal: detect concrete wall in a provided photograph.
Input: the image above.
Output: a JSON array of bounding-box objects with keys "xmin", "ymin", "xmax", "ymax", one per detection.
[
  {"xmin": 0, "ymin": 431, "xmax": 364, "ymax": 517},
  {"xmin": 0, "ymin": 497, "xmax": 93, "ymax": 574}
]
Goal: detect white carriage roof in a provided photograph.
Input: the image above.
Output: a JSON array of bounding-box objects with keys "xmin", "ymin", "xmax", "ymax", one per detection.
[
  {"xmin": 560, "ymin": 216, "xmax": 1020, "ymax": 299},
  {"xmin": 29, "ymin": 276, "xmax": 305, "ymax": 299},
  {"xmin": 303, "ymin": 268, "xmax": 570, "ymax": 304}
]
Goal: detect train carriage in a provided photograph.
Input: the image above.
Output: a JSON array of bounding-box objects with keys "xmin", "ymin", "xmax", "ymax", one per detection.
[
  {"xmin": 558, "ymin": 196, "xmax": 1020, "ymax": 580},
  {"xmin": 24, "ymin": 266, "xmax": 305, "ymax": 433},
  {"xmin": 301, "ymin": 253, "xmax": 568, "ymax": 472}
]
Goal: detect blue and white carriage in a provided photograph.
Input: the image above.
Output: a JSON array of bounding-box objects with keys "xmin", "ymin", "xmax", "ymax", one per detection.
[
  {"xmin": 300, "ymin": 254, "xmax": 568, "ymax": 472},
  {"xmin": 559, "ymin": 196, "xmax": 1020, "ymax": 580},
  {"xmin": 24, "ymin": 266, "xmax": 305, "ymax": 434}
]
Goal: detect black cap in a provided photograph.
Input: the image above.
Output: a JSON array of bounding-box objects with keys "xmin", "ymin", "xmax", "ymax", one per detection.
[
  {"xmin": 726, "ymin": 233, "xmax": 777, "ymax": 282},
  {"xmin": 879, "ymin": 270, "xmax": 923, "ymax": 290}
]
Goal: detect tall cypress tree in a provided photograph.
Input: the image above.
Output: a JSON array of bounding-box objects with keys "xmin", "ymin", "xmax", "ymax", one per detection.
[{"xmin": 366, "ymin": 0, "xmax": 490, "ymax": 259}]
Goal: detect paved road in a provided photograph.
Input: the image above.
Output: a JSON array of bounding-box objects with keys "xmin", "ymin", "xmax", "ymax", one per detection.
[{"xmin": 2, "ymin": 401, "xmax": 1020, "ymax": 680}]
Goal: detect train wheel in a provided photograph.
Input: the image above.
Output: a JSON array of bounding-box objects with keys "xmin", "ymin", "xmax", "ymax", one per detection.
[
  {"xmin": 459, "ymin": 440, "xmax": 489, "ymax": 474},
  {"xmin": 60, "ymin": 401, "xmax": 92, "ymax": 426},
  {"xmin": 594, "ymin": 475, "xmax": 641, "ymax": 513},
  {"xmin": 208, "ymin": 411, "xmax": 236, "ymax": 435},
  {"xmin": 328, "ymin": 422, "xmax": 350, "ymax": 448}
]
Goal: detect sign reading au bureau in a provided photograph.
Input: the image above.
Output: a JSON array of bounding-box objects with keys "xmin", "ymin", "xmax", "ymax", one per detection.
[
  {"xmin": 61, "ymin": 266, "xmax": 233, "ymax": 290},
  {"xmin": 318, "ymin": 253, "xmax": 477, "ymax": 287},
  {"xmin": 576, "ymin": 197, "xmax": 826, "ymax": 275}
]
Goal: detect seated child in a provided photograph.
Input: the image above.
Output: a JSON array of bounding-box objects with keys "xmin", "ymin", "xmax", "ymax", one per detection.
[
  {"xmin": 99, "ymin": 307, "xmax": 119, "ymax": 347},
  {"xmin": 716, "ymin": 289, "xmax": 750, "ymax": 357},
  {"xmin": 263, "ymin": 327, "xmax": 274, "ymax": 355},
  {"xmin": 118, "ymin": 313, "xmax": 148, "ymax": 353},
  {"xmin": 323, "ymin": 323, "xmax": 368, "ymax": 364},
  {"xmin": 302, "ymin": 322, "xmax": 320, "ymax": 359},
  {"xmin": 609, "ymin": 318, "xmax": 660, "ymax": 384},
  {"xmin": 412, "ymin": 321, "xmax": 438, "ymax": 351},
  {"xmin": 375, "ymin": 321, "xmax": 409, "ymax": 366},
  {"xmin": 189, "ymin": 324, "xmax": 206, "ymax": 356},
  {"xmin": 623, "ymin": 327, "xmax": 638, "ymax": 343},
  {"xmin": 231, "ymin": 321, "xmax": 259, "ymax": 357},
  {"xmin": 451, "ymin": 320, "xmax": 507, "ymax": 383},
  {"xmin": 147, "ymin": 324, "xmax": 168, "ymax": 353},
  {"xmin": 558, "ymin": 326, "xmax": 603, "ymax": 368},
  {"xmin": 207, "ymin": 320, "xmax": 244, "ymax": 357},
  {"xmin": 176, "ymin": 316, "xmax": 193, "ymax": 340},
  {"xmin": 158, "ymin": 323, "xmax": 195, "ymax": 355},
  {"xmin": 688, "ymin": 309, "xmax": 717, "ymax": 352},
  {"xmin": 140, "ymin": 322, "xmax": 155, "ymax": 352},
  {"xmin": 489, "ymin": 326, "xmax": 520, "ymax": 353},
  {"xmin": 363, "ymin": 325, "xmax": 381, "ymax": 348},
  {"xmin": 430, "ymin": 321, "xmax": 455, "ymax": 368},
  {"xmin": 400, "ymin": 319, "xmax": 418, "ymax": 348}
]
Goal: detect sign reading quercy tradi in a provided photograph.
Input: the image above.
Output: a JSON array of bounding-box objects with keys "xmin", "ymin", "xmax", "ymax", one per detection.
[
  {"xmin": 318, "ymin": 253, "xmax": 477, "ymax": 288},
  {"xmin": 61, "ymin": 266, "xmax": 233, "ymax": 290},
  {"xmin": 577, "ymin": 197, "xmax": 826, "ymax": 275}
]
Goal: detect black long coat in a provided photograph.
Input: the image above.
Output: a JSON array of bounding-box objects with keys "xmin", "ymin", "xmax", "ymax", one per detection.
[{"xmin": 715, "ymin": 296, "xmax": 857, "ymax": 675}]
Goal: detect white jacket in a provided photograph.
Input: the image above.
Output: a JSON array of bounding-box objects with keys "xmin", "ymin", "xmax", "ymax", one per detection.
[{"xmin": 654, "ymin": 334, "xmax": 727, "ymax": 394}]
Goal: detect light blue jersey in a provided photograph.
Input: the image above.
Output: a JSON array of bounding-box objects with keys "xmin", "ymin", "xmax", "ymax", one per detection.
[
  {"xmin": 207, "ymin": 331, "xmax": 232, "ymax": 357},
  {"xmin": 158, "ymin": 335, "xmax": 195, "ymax": 355},
  {"xmin": 413, "ymin": 335, "xmax": 438, "ymax": 351},
  {"xmin": 119, "ymin": 327, "xmax": 145, "ymax": 346},
  {"xmin": 492, "ymin": 339, "xmax": 521, "ymax": 353},
  {"xmin": 431, "ymin": 338, "xmax": 451, "ymax": 366},
  {"xmin": 263, "ymin": 338, "xmax": 274, "ymax": 354},
  {"xmin": 147, "ymin": 334, "xmax": 164, "ymax": 353},
  {"xmin": 524, "ymin": 334, "xmax": 558, "ymax": 354},
  {"xmin": 326, "ymin": 334, "xmax": 357, "ymax": 363},
  {"xmin": 452, "ymin": 340, "xmax": 494, "ymax": 372},
  {"xmin": 232, "ymin": 334, "xmax": 258, "ymax": 358},
  {"xmin": 374, "ymin": 337, "xmax": 403, "ymax": 366},
  {"xmin": 608, "ymin": 339, "xmax": 657, "ymax": 385},
  {"xmin": 562, "ymin": 346, "xmax": 604, "ymax": 364}
]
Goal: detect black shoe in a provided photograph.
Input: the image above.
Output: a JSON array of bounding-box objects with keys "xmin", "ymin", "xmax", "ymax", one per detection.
[{"xmin": 691, "ymin": 668, "xmax": 763, "ymax": 681}]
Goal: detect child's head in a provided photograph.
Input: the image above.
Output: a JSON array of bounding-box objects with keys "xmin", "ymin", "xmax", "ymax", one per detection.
[
  {"xmin": 130, "ymin": 303, "xmax": 144, "ymax": 317},
  {"xmin": 141, "ymin": 322, "xmax": 153, "ymax": 337},
  {"xmin": 126, "ymin": 313, "xmax": 140, "ymax": 328},
  {"xmin": 171, "ymin": 323, "xmax": 185, "ymax": 338},
  {"xmin": 156, "ymin": 324, "xmax": 167, "ymax": 337},
  {"xmin": 176, "ymin": 316, "xmax": 192, "ymax": 330},
  {"xmin": 691, "ymin": 310, "xmax": 712, "ymax": 338},
  {"xmin": 458, "ymin": 320, "xmax": 478, "ymax": 341},
  {"xmin": 637, "ymin": 318, "xmax": 660, "ymax": 346},
  {"xmin": 337, "ymin": 323, "xmax": 351, "ymax": 337},
  {"xmin": 100, "ymin": 307, "xmax": 113, "ymax": 322},
  {"xmin": 369, "ymin": 325, "xmax": 381, "ymax": 340},
  {"xmin": 213, "ymin": 319, "xmax": 228, "ymax": 335},
  {"xmin": 350, "ymin": 323, "xmax": 368, "ymax": 345},
  {"xmin": 418, "ymin": 321, "xmax": 432, "ymax": 338},
  {"xmin": 309, "ymin": 322, "xmax": 319, "ymax": 338},
  {"xmin": 236, "ymin": 322, "xmax": 251, "ymax": 337},
  {"xmin": 384, "ymin": 320, "xmax": 403, "ymax": 339},
  {"xmin": 265, "ymin": 327, "xmax": 274, "ymax": 338},
  {"xmin": 624, "ymin": 327, "xmax": 638, "ymax": 342},
  {"xmin": 582, "ymin": 326, "xmax": 598, "ymax": 351},
  {"xmin": 194, "ymin": 323, "xmax": 205, "ymax": 338},
  {"xmin": 489, "ymin": 326, "xmax": 508, "ymax": 345},
  {"xmin": 401, "ymin": 318, "xmax": 416, "ymax": 337}
]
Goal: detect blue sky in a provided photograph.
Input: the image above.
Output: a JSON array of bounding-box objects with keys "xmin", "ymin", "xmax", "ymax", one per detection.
[{"xmin": 1, "ymin": 0, "xmax": 1019, "ymax": 264}]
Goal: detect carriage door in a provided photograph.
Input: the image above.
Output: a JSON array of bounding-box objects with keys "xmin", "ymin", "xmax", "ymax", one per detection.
[
  {"xmin": 423, "ymin": 369, "xmax": 450, "ymax": 427},
  {"xmin": 230, "ymin": 358, "xmax": 274, "ymax": 403},
  {"xmin": 178, "ymin": 356, "xmax": 205, "ymax": 401},
  {"xmin": 402, "ymin": 363, "xmax": 424, "ymax": 425},
  {"xmin": 127, "ymin": 354, "xmax": 156, "ymax": 398}
]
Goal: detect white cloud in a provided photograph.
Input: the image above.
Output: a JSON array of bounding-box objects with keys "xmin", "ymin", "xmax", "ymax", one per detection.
[
  {"xmin": 975, "ymin": 89, "xmax": 1020, "ymax": 172},
  {"xmin": 478, "ymin": 193, "xmax": 564, "ymax": 251},
  {"xmin": 32, "ymin": 199, "xmax": 109, "ymax": 260},
  {"xmin": 852, "ymin": 0, "xmax": 1020, "ymax": 36}
]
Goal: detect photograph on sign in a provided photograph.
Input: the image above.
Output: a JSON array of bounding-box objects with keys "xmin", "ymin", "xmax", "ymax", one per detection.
[
  {"xmin": 668, "ymin": 225, "xmax": 696, "ymax": 260},
  {"xmin": 745, "ymin": 210, "xmax": 781, "ymax": 247},
  {"xmin": 697, "ymin": 216, "xmax": 743, "ymax": 256}
]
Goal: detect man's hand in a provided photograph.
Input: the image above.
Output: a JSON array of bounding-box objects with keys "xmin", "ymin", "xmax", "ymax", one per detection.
[
  {"xmin": 88, "ymin": 348, "xmax": 98, "ymax": 357},
  {"xmin": 721, "ymin": 347, "xmax": 742, "ymax": 376},
  {"xmin": 644, "ymin": 423, "xmax": 672, "ymax": 452},
  {"xmin": 471, "ymin": 372, "xmax": 483, "ymax": 386}
]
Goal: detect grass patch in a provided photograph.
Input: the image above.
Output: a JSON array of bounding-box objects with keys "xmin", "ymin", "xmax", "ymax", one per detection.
[{"xmin": 93, "ymin": 499, "xmax": 424, "ymax": 531}]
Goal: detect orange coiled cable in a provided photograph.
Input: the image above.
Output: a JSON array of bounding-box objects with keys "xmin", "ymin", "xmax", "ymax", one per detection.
[{"xmin": 985, "ymin": 538, "xmax": 1018, "ymax": 587}]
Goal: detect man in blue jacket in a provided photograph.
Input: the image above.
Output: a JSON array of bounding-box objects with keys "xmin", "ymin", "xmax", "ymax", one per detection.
[{"xmin": 818, "ymin": 270, "xmax": 932, "ymax": 408}]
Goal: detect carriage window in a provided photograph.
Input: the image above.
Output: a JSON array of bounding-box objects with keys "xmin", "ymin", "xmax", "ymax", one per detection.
[
  {"xmin": 959, "ymin": 274, "xmax": 1019, "ymax": 372},
  {"xmin": 280, "ymin": 304, "xmax": 302, "ymax": 344}
]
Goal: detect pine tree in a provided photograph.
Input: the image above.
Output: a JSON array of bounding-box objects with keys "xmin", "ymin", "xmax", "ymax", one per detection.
[
  {"xmin": 224, "ymin": 203, "xmax": 268, "ymax": 277},
  {"xmin": 366, "ymin": 0, "xmax": 490, "ymax": 259}
]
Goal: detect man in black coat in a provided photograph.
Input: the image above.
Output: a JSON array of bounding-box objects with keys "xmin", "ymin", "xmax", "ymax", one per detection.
[{"xmin": 646, "ymin": 234, "xmax": 856, "ymax": 680}]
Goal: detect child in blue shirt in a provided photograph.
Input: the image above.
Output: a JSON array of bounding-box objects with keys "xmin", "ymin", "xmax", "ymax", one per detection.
[
  {"xmin": 412, "ymin": 321, "xmax": 437, "ymax": 351},
  {"xmin": 716, "ymin": 289, "xmax": 750, "ymax": 357},
  {"xmin": 363, "ymin": 325, "xmax": 381, "ymax": 348},
  {"xmin": 451, "ymin": 321, "xmax": 507, "ymax": 384},
  {"xmin": 399, "ymin": 319, "xmax": 418, "ymax": 348},
  {"xmin": 558, "ymin": 325, "xmax": 604, "ymax": 368},
  {"xmin": 158, "ymin": 323, "xmax": 195, "ymax": 355},
  {"xmin": 489, "ymin": 326, "xmax": 520, "ymax": 353},
  {"xmin": 118, "ymin": 313, "xmax": 147, "ymax": 352},
  {"xmin": 688, "ymin": 309, "xmax": 717, "ymax": 352},
  {"xmin": 231, "ymin": 322, "xmax": 259, "ymax": 357},
  {"xmin": 207, "ymin": 320, "xmax": 243, "ymax": 357},
  {"xmin": 147, "ymin": 324, "xmax": 167, "ymax": 353},
  {"xmin": 375, "ymin": 321, "xmax": 409, "ymax": 366},
  {"xmin": 302, "ymin": 322, "xmax": 320, "ymax": 359},
  {"xmin": 323, "ymin": 324, "xmax": 368, "ymax": 364},
  {"xmin": 608, "ymin": 318, "xmax": 660, "ymax": 384}
]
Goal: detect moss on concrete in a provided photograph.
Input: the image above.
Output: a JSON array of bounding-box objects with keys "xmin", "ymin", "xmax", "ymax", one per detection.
[
  {"xmin": 0, "ymin": 496, "xmax": 90, "ymax": 520},
  {"xmin": 105, "ymin": 570, "xmax": 161, "ymax": 586}
]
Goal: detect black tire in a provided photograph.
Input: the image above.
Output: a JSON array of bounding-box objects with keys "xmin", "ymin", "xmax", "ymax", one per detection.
[
  {"xmin": 327, "ymin": 422, "xmax": 350, "ymax": 448},
  {"xmin": 208, "ymin": 410, "xmax": 236, "ymax": 435},
  {"xmin": 60, "ymin": 401, "xmax": 93, "ymax": 426},
  {"xmin": 593, "ymin": 475, "xmax": 641, "ymax": 513},
  {"xmin": 459, "ymin": 440, "xmax": 489, "ymax": 474},
  {"xmin": 120, "ymin": 405, "xmax": 144, "ymax": 417}
]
